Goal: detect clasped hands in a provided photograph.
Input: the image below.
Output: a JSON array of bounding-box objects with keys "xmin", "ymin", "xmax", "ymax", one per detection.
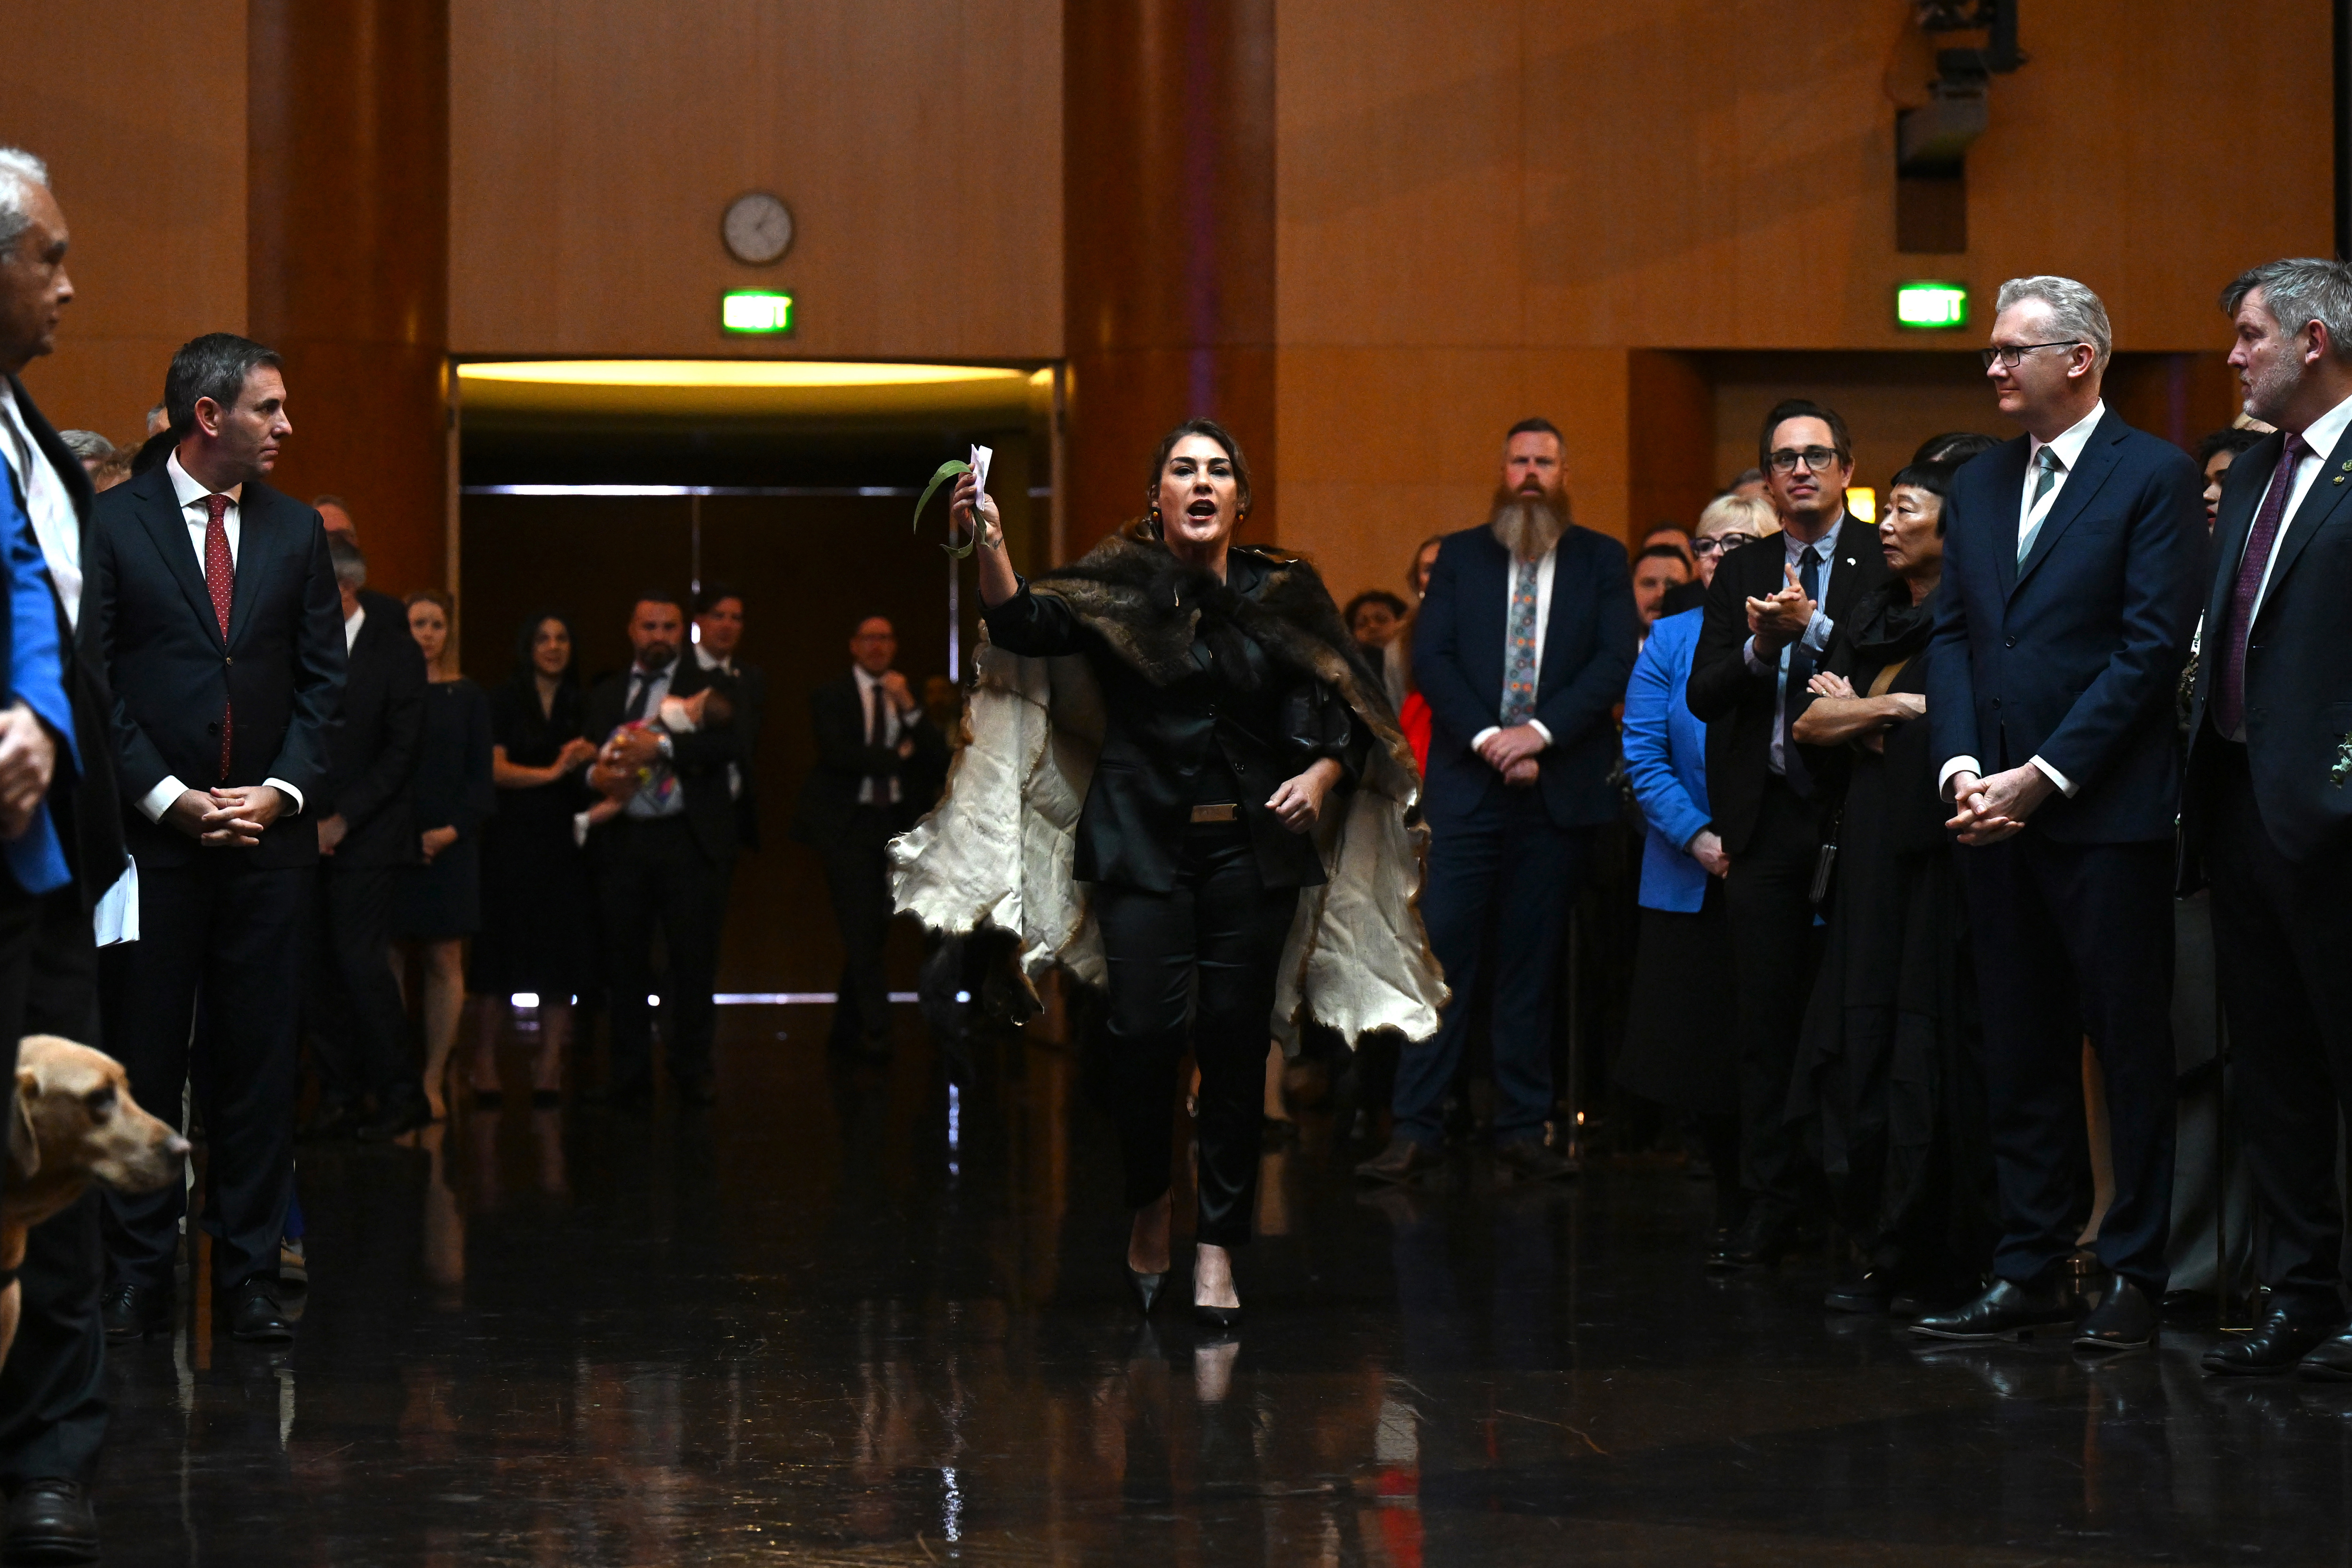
[
  {"xmin": 167, "ymin": 782, "xmax": 284, "ymax": 848},
  {"xmin": 1746, "ymin": 564, "xmax": 1817, "ymax": 647},
  {"xmin": 1944, "ymin": 764, "xmax": 2055, "ymax": 846},
  {"xmin": 1477, "ymin": 723, "xmax": 1545, "ymax": 787}
]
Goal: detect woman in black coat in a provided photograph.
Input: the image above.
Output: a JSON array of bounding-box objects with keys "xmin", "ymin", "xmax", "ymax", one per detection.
[
  {"xmin": 467, "ymin": 612, "xmax": 599, "ymax": 1104},
  {"xmin": 395, "ymin": 590, "xmax": 496, "ymax": 1120},
  {"xmin": 953, "ymin": 419, "xmax": 1370, "ymax": 1327}
]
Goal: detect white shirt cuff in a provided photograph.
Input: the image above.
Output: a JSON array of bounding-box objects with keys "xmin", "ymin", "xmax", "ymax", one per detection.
[
  {"xmin": 1803, "ymin": 610, "xmax": 1834, "ymax": 654},
  {"xmin": 137, "ymin": 776, "xmax": 186, "ymax": 822},
  {"xmin": 1526, "ymin": 719, "xmax": 1553, "ymax": 747},
  {"xmin": 1937, "ymin": 756, "xmax": 1983, "ymax": 802},
  {"xmin": 264, "ymin": 778, "xmax": 305, "ymax": 816},
  {"xmin": 1742, "ymin": 636, "xmax": 1770, "ymax": 676},
  {"xmin": 1470, "ymin": 726, "xmax": 1500, "ymax": 749},
  {"xmin": 2028, "ymin": 755, "xmax": 2077, "ymax": 797}
]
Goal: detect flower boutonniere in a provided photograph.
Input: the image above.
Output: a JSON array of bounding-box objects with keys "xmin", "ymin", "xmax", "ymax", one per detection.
[{"xmin": 2331, "ymin": 731, "xmax": 2352, "ymax": 790}]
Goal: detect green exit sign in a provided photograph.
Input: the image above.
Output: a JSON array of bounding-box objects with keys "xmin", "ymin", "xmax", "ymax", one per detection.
[
  {"xmin": 1896, "ymin": 281, "xmax": 1968, "ymax": 330},
  {"xmin": 721, "ymin": 290, "xmax": 794, "ymax": 334}
]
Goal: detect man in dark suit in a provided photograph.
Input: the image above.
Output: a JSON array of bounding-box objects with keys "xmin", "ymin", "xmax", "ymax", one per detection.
[
  {"xmin": 0, "ymin": 145, "xmax": 134, "ymax": 1563},
  {"xmin": 1686, "ymin": 398, "xmax": 1891, "ymax": 1265},
  {"xmin": 1912, "ymin": 277, "xmax": 2202, "ymax": 1352},
  {"xmin": 791, "ymin": 615, "xmax": 946, "ymax": 1062},
  {"xmin": 303, "ymin": 534, "xmax": 425, "ymax": 1141},
  {"xmin": 1356, "ymin": 417, "xmax": 1637, "ymax": 1184},
  {"xmin": 2184, "ymin": 261, "xmax": 2352, "ymax": 1378},
  {"xmin": 90, "ymin": 332, "xmax": 345, "ymax": 1346},
  {"xmin": 693, "ymin": 583, "xmax": 766, "ymax": 850},
  {"xmin": 582, "ymin": 592, "xmax": 740, "ymax": 1105}
]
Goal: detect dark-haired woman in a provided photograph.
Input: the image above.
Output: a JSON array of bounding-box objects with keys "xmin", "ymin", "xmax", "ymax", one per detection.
[
  {"xmin": 912, "ymin": 420, "xmax": 1440, "ymax": 1326},
  {"xmin": 467, "ymin": 613, "xmax": 599, "ymax": 1104},
  {"xmin": 1789, "ymin": 462, "xmax": 1994, "ymax": 1315},
  {"xmin": 396, "ymin": 590, "xmax": 496, "ymax": 1120}
]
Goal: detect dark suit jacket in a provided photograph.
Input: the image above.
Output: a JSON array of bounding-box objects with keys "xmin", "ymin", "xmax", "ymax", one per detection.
[
  {"xmin": 1413, "ymin": 523, "xmax": 1638, "ymax": 832},
  {"xmin": 90, "ymin": 464, "xmax": 346, "ymax": 869},
  {"xmin": 2182, "ymin": 422, "xmax": 2352, "ymax": 871},
  {"xmin": 1926, "ymin": 409, "xmax": 2203, "ymax": 845},
  {"xmin": 1685, "ymin": 519, "xmax": 1892, "ymax": 853},
  {"xmin": 3, "ymin": 378, "xmax": 125, "ymax": 910},
  {"xmin": 582, "ymin": 654, "xmax": 741, "ymax": 868},
  {"xmin": 790, "ymin": 670, "xmax": 946, "ymax": 849},
  {"xmin": 319, "ymin": 589, "xmax": 425, "ymax": 867},
  {"xmin": 713, "ymin": 656, "xmax": 767, "ymax": 850}
]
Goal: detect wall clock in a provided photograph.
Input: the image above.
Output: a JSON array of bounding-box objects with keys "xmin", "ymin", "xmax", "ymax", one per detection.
[{"xmin": 723, "ymin": 192, "xmax": 794, "ymax": 266}]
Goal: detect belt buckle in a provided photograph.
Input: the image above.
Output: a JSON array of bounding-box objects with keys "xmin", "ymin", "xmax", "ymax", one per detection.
[{"xmin": 1189, "ymin": 803, "xmax": 1239, "ymax": 824}]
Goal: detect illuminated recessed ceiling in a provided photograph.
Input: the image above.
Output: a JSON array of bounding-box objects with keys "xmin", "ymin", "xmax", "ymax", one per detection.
[{"xmin": 457, "ymin": 359, "xmax": 1027, "ymax": 390}]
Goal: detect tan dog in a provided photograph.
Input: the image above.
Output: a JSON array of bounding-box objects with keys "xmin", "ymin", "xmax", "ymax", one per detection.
[{"xmin": 0, "ymin": 1036, "xmax": 188, "ymax": 1366}]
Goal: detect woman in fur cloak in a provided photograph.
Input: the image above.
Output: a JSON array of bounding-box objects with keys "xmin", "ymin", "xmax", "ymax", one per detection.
[{"xmin": 892, "ymin": 419, "xmax": 1443, "ymax": 1327}]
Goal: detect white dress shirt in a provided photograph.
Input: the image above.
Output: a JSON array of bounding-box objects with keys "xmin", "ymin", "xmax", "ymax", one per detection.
[
  {"xmin": 136, "ymin": 451, "xmax": 304, "ymax": 822},
  {"xmin": 696, "ymin": 645, "xmax": 744, "ymax": 800},
  {"xmin": 2241, "ymin": 390, "xmax": 2352, "ymax": 629},
  {"xmin": 0, "ymin": 381, "xmax": 81, "ymax": 627},
  {"xmin": 1741, "ymin": 518, "xmax": 1845, "ymax": 776},
  {"xmin": 854, "ymin": 664, "xmax": 904, "ymax": 804},
  {"xmin": 343, "ymin": 603, "xmax": 365, "ymax": 652},
  {"xmin": 1936, "ymin": 402, "xmax": 2109, "ymax": 802},
  {"xmin": 1470, "ymin": 544, "xmax": 1558, "ymax": 751}
]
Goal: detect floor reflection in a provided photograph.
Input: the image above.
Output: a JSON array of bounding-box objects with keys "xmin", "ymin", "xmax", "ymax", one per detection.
[{"xmin": 83, "ymin": 1005, "xmax": 2352, "ymax": 1565}]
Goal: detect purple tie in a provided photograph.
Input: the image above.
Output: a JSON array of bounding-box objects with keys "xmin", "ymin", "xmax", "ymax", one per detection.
[{"xmin": 2213, "ymin": 431, "xmax": 2309, "ymax": 738}]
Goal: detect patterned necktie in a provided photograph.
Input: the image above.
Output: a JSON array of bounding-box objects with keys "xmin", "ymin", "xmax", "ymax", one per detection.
[
  {"xmin": 2213, "ymin": 431, "xmax": 2311, "ymax": 738},
  {"xmin": 1779, "ymin": 544, "xmax": 1823, "ymax": 797},
  {"xmin": 2018, "ymin": 445, "xmax": 2064, "ymax": 564},
  {"xmin": 1500, "ymin": 556, "xmax": 1540, "ymax": 726},
  {"xmin": 203, "ymin": 493, "xmax": 234, "ymax": 780}
]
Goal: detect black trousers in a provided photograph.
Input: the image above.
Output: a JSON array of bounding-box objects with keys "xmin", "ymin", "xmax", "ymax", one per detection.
[
  {"xmin": 100, "ymin": 857, "xmax": 304, "ymax": 1293},
  {"xmin": 1395, "ymin": 793, "xmax": 1592, "ymax": 1146},
  {"xmin": 2206, "ymin": 743, "xmax": 2352, "ymax": 1304},
  {"xmin": 1091, "ymin": 823, "xmax": 1299, "ymax": 1249},
  {"xmin": 1961, "ymin": 831, "xmax": 2175, "ymax": 1294},
  {"xmin": 307, "ymin": 861, "xmax": 413, "ymax": 1104},
  {"xmin": 0, "ymin": 890, "xmax": 105, "ymax": 1487},
  {"xmin": 821, "ymin": 806, "xmax": 897, "ymax": 1048},
  {"xmin": 597, "ymin": 816, "xmax": 727, "ymax": 1091},
  {"xmin": 1722, "ymin": 775, "xmax": 1828, "ymax": 1221}
]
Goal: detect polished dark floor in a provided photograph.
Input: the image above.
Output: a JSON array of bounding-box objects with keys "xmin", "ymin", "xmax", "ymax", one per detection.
[{"xmin": 88, "ymin": 1005, "xmax": 2352, "ymax": 1566}]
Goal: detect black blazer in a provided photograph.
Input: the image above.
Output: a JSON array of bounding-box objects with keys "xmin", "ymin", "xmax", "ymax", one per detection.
[
  {"xmin": 1412, "ymin": 522, "xmax": 1637, "ymax": 831},
  {"xmin": 3, "ymin": 378, "xmax": 125, "ymax": 911},
  {"xmin": 1926, "ymin": 410, "xmax": 2203, "ymax": 845},
  {"xmin": 90, "ymin": 462, "xmax": 344, "ymax": 870},
  {"xmin": 1687, "ymin": 520, "xmax": 1893, "ymax": 853},
  {"xmin": 581, "ymin": 654, "xmax": 741, "ymax": 868},
  {"xmin": 982, "ymin": 549, "xmax": 1365, "ymax": 894},
  {"xmin": 319, "ymin": 589, "xmax": 425, "ymax": 867},
  {"xmin": 790, "ymin": 671, "xmax": 946, "ymax": 849},
  {"xmin": 722, "ymin": 658, "xmax": 767, "ymax": 850},
  {"xmin": 2182, "ymin": 423, "xmax": 2352, "ymax": 871}
]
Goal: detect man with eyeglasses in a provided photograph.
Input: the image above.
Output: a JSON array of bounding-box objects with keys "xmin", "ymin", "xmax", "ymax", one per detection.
[
  {"xmin": 1688, "ymin": 398, "xmax": 1891, "ymax": 1269},
  {"xmin": 1913, "ymin": 276, "xmax": 2202, "ymax": 1353}
]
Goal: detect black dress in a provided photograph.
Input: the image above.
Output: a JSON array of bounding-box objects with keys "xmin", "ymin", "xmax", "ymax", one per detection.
[
  {"xmin": 468, "ymin": 680, "xmax": 594, "ymax": 998},
  {"xmin": 395, "ymin": 678, "xmax": 495, "ymax": 941},
  {"xmin": 1790, "ymin": 581, "xmax": 1996, "ymax": 1289}
]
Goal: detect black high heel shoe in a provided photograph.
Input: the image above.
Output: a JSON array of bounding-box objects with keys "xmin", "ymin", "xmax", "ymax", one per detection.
[
  {"xmin": 1193, "ymin": 1300, "xmax": 1241, "ymax": 1331},
  {"xmin": 1126, "ymin": 1266, "xmax": 1164, "ymax": 1317}
]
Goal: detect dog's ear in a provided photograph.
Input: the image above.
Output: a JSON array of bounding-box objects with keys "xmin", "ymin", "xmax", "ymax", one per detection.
[{"xmin": 8, "ymin": 1067, "xmax": 37, "ymax": 1185}]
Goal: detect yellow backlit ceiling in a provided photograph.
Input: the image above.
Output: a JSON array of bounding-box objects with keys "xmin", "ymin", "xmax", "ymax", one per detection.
[{"xmin": 454, "ymin": 360, "xmax": 1050, "ymax": 422}]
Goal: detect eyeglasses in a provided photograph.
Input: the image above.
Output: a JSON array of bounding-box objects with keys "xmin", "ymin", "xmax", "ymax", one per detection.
[
  {"xmin": 1692, "ymin": 532, "xmax": 1757, "ymax": 557},
  {"xmin": 1979, "ymin": 341, "xmax": 2083, "ymax": 370},
  {"xmin": 1766, "ymin": 446, "xmax": 1845, "ymax": 474}
]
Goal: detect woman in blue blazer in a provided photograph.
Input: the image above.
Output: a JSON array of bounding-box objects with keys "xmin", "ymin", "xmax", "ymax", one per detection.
[{"xmin": 1615, "ymin": 506, "xmax": 1755, "ymax": 1242}]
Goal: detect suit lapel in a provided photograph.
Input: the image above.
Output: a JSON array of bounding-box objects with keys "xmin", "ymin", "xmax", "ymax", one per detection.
[
  {"xmin": 1462, "ymin": 531, "xmax": 1508, "ymax": 696},
  {"xmin": 224, "ymin": 487, "xmax": 279, "ymax": 650},
  {"xmin": 133, "ymin": 470, "xmax": 225, "ymax": 650},
  {"xmin": 1972, "ymin": 438, "xmax": 2029, "ymax": 599},
  {"xmin": 2255, "ymin": 423, "xmax": 2352, "ymax": 616},
  {"xmin": 2012, "ymin": 412, "xmax": 2124, "ymax": 597}
]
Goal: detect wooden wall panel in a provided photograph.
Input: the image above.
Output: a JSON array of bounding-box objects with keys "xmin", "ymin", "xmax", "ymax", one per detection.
[
  {"xmin": 0, "ymin": 1, "xmax": 248, "ymax": 445},
  {"xmin": 449, "ymin": 0, "xmax": 1063, "ymax": 362}
]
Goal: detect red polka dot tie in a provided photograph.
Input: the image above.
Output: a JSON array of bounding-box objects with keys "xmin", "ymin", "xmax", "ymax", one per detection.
[{"xmin": 204, "ymin": 493, "xmax": 234, "ymax": 781}]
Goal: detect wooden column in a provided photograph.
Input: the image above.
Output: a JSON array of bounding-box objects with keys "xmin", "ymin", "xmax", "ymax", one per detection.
[
  {"xmin": 1063, "ymin": 0, "xmax": 1275, "ymax": 558},
  {"xmin": 247, "ymin": 0, "xmax": 449, "ymax": 598}
]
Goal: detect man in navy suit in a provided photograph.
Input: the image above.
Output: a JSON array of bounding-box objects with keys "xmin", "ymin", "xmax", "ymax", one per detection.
[
  {"xmin": 1912, "ymin": 277, "xmax": 2203, "ymax": 1352},
  {"xmin": 2185, "ymin": 261, "xmax": 2352, "ymax": 1378},
  {"xmin": 1356, "ymin": 418, "xmax": 1637, "ymax": 1184}
]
